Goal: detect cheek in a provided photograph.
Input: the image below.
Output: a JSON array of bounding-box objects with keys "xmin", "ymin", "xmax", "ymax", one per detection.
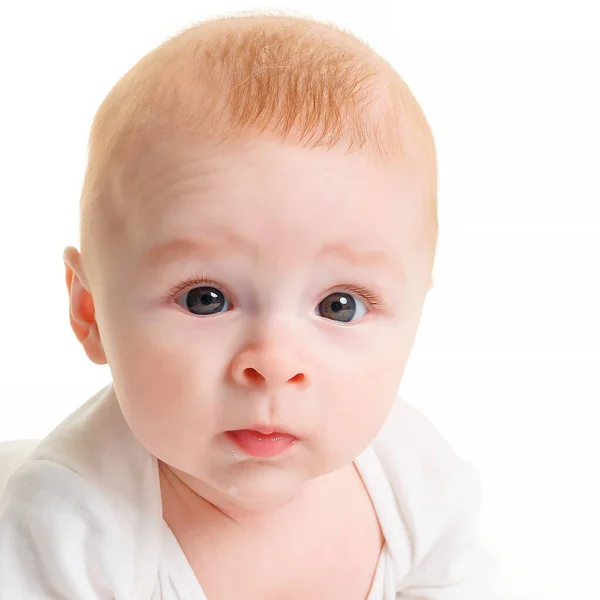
[
  {"xmin": 328, "ymin": 362, "xmax": 399, "ymax": 432},
  {"xmin": 102, "ymin": 305, "xmax": 224, "ymax": 389},
  {"xmin": 98, "ymin": 310, "xmax": 228, "ymax": 452},
  {"xmin": 317, "ymin": 334, "xmax": 406, "ymax": 450}
]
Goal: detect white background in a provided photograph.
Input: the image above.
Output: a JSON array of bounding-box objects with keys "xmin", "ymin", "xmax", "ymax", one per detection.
[{"xmin": 0, "ymin": 1, "xmax": 598, "ymax": 598}]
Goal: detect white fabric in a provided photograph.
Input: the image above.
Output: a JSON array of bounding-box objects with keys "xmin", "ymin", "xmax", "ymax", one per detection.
[
  {"xmin": 0, "ymin": 440, "xmax": 38, "ymax": 493},
  {"xmin": 0, "ymin": 385, "xmax": 503, "ymax": 598}
]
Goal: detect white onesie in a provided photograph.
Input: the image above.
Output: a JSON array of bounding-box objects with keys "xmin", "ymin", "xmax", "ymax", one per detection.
[{"xmin": 0, "ymin": 385, "xmax": 503, "ymax": 598}]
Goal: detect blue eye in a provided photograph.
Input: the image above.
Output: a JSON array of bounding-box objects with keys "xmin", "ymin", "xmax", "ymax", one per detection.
[
  {"xmin": 317, "ymin": 292, "xmax": 367, "ymax": 323},
  {"xmin": 178, "ymin": 286, "xmax": 230, "ymax": 316}
]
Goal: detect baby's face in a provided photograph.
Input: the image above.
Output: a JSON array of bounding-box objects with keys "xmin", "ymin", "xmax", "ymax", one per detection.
[{"xmin": 89, "ymin": 135, "xmax": 432, "ymax": 509}]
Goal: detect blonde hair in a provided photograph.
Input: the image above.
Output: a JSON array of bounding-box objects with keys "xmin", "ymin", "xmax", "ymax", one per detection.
[{"xmin": 80, "ymin": 13, "xmax": 438, "ymax": 263}]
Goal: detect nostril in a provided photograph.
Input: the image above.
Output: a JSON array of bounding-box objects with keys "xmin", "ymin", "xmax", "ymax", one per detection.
[
  {"xmin": 243, "ymin": 368, "xmax": 264, "ymax": 383},
  {"xmin": 241, "ymin": 368, "xmax": 306, "ymax": 386}
]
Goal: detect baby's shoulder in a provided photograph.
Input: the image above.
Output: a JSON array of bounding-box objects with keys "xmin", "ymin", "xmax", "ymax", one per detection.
[
  {"xmin": 0, "ymin": 457, "xmax": 110, "ymax": 523},
  {"xmin": 0, "ymin": 389, "xmax": 166, "ymax": 596},
  {"xmin": 0, "ymin": 382, "xmax": 159, "ymax": 548},
  {"xmin": 0, "ymin": 457, "xmax": 149, "ymax": 596},
  {"xmin": 0, "ymin": 384, "xmax": 122, "ymax": 510},
  {"xmin": 366, "ymin": 400, "xmax": 502, "ymax": 598},
  {"xmin": 370, "ymin": 397, "xmax": 482, "ymax": 529}
]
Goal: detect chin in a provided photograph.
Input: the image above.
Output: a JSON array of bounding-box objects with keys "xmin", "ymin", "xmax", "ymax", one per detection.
[{"xmin": 216, "ymin": 460, "xmax": 309, "ymax": 509}]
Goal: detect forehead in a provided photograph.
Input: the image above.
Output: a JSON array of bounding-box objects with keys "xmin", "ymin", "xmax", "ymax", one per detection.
[{"xmin": 119, "ymin": 136, "xmax": 425, "ymax": 265}]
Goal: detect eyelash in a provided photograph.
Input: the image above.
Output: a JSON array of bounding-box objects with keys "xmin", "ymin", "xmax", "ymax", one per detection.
[{"xmin": 167, "ymin": 274, "xmax": 386, "ymax": 311}]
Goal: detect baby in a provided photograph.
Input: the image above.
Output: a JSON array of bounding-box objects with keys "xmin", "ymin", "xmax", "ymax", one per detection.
[{"xmin": 0, "ymin": 13, "xmax": 501, "ymax": 599}]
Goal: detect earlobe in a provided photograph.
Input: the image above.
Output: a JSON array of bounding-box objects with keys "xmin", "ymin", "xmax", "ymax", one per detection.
[{"xmin": 63, "ymin": 247, "xmax": 107, "ymax": 365}]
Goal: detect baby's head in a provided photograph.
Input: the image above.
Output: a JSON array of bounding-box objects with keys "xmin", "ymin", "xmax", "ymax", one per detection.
[{"xmin": 64, "ymin": 14, "xmax": 437, "ymax": 512}]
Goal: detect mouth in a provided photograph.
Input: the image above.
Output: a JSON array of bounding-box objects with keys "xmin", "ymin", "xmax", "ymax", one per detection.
[{"xmin": 225, "ymin": 428, "xmax": 298, "ymax": 458}]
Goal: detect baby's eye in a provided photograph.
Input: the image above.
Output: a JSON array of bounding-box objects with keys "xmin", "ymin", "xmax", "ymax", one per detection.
[
  {"xmin": 176, "ymin": 286, "xmax": 230, "ymax": 316},
  {"xmin": 316, "ymin": 292, "xmax": 367, "ymax": 323}
]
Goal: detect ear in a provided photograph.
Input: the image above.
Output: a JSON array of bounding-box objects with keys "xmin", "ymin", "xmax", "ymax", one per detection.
[{"xmin": 63, "ymin": 246, "xmax": 107, "ymax": 365}]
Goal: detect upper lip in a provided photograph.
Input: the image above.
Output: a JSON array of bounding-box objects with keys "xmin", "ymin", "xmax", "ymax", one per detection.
[{"xmin": 243, "ymin": 424, "xmax": 298, "ymax": 437}]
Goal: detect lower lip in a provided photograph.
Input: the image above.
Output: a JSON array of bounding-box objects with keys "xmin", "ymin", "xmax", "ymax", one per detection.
[{"xmin": 226, "ymin": 430, "xmax": 297, "ymax": 458}]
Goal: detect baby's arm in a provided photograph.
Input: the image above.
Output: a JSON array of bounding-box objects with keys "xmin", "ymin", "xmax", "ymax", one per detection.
[{"xmin": 0, "ymin": 460, "xmax": 126, "ymax": 599}]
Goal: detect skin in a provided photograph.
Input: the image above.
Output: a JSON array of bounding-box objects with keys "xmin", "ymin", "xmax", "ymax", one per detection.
[{"xmin": 64, "ymin": 135, "xmax": 433, "ymax": 528}]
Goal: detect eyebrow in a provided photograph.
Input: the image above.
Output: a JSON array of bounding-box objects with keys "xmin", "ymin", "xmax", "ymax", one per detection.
[
  {"xmin": 141, "ymin": 233, "xmax": 404, "ymax": 279},
  {"xmin": 315, "ymin": 242, "xmax": 404, "ymax": 278}
]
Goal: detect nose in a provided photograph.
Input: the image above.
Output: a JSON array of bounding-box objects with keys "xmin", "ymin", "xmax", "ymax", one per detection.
[{"xmin": 230, "ymin": 345, "xmax": 308, "ymax": 389}]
